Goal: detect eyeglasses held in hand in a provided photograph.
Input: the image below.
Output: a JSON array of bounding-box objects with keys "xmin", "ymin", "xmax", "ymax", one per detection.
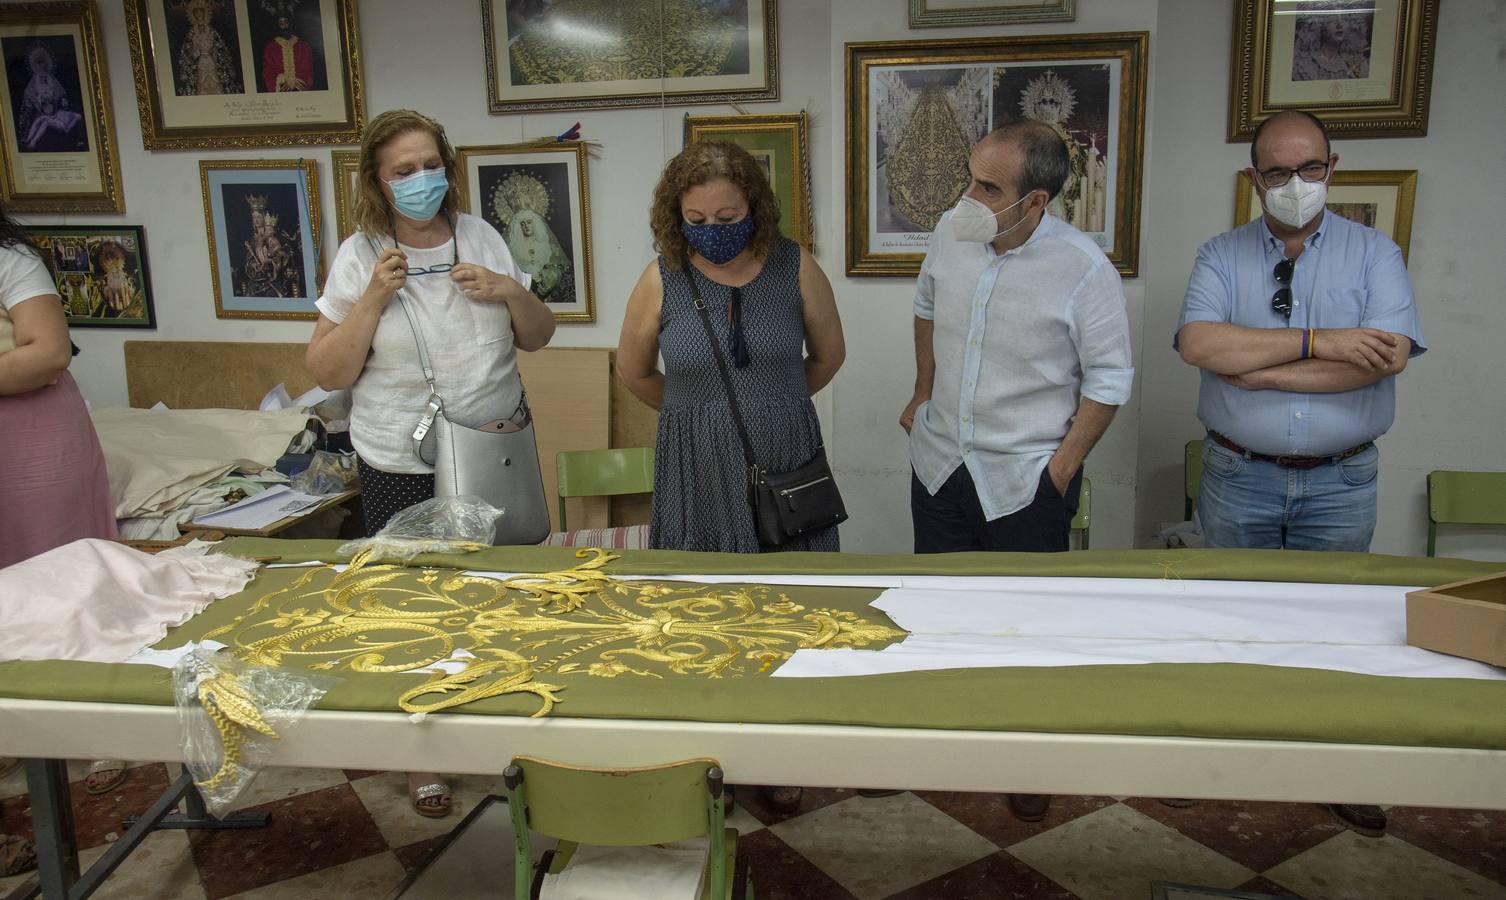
[{"xmin": 1271, "ymin": 257, "xmax": 1295, "ymax": 319}]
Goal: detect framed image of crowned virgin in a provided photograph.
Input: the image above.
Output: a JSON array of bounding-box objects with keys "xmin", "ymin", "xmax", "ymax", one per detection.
[
  {"xmin": 845, "ymin": 32, "xmax": 1148, "ymax": 277},
  {"xmin": 0, "ymin": 1, "xmax": 124, "ymax": 213},
  {"xmin": 1228, "ymin": 0, "xmax": 1438, "ymax": 140},
  {"xmin": 124, "ymin": 0, "xmax": 366, "ymax": 150},
  {"xmin": 481, "ymin": 0, "xmax": 778, "ymax": 113},
  {"xmin": 456, "ymin": 141, "xmax": 596, "ymax": 323},
  {"xmin": 200, "ymin": 158, "xmax": 322, "ymax": 320}
]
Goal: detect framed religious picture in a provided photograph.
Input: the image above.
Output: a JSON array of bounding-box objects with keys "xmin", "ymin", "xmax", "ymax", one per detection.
[
  {"xmin": 1233, "ymin": 169, "xmax": 1418, "ymax": 263},
  {"xmin": 845, "ymin": 32, "xmax": 1148, "ymax": 277},
  {"xmin": 25, "ymin": 225, "xmax": 155, "ymax": 327},
  {"xmin": 1228, "ymin": 0, "xmax": 1438, "ymax": 140},
  {"xmin": 456, "ymin": 142, "xmax": 595, "ymax": 323},
  {"xmin": 200, "ymin": 158, "xmax": 321, "ymax": 320},
  {"xmin": 480, "ymin": 0, "xmax": 778, "ymax": 113},
  {"xmin": 329, "ymin": 147, "xmax": 359, "ymax": 244},
  {"xmin": 908, "ymin": 0, "xmax": 1074, "ymax": 28},
  {"xmin": 0, "ymin": 2, "xmax": 123, "ymax": 213},
  {"xmin": 124, "ymin": 0, "xmax": 365, "ymax": 150},
  {"xmin": 684, "ymin": 112, "xmax": 812, "ymax": 249}
]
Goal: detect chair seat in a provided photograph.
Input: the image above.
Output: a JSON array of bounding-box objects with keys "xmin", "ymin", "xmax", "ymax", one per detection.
[
  {"xmin": 542, "ymin": 829, "xmax": 741, "ymax": 899},
  {"xmin": 544, "ymin": 524, "xmax": 651, "ymax": 550}
]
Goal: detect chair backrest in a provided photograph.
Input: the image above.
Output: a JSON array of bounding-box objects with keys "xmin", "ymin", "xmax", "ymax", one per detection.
[
  {"xmin": 508, "ymin": 756, "xmax": 718, "ymax": 847},
  {"xmin": 1184, "ymin": 439, "xmax": 1203, "ymax": 520},
  {"xmin": 555, "ymin": 448, "xmax": 655, "ymax": 530},
  {"xmin": 1071, "ymin": 476, "xmax": 1091, "ymax": 549},
  {"xmin": 1427, "ymin": 470, "xmax": 1506, "ymax": 556}
]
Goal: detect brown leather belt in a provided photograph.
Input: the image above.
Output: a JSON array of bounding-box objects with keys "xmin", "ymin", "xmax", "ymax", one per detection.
[{"xmin": 1209, "ymin": 432, "xmax": 1372, "ymax": 470}]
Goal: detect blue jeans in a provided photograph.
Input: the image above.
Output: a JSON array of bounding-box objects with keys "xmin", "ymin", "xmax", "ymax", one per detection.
[{"xmin": 1197, "ymin": 437, "xmax": 1379, "ymax": 552}]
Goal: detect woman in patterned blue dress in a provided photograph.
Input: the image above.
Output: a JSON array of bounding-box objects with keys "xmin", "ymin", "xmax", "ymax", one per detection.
[{"xmin": 617, "ymin": 141, "xmax": 845, "ymax": 554}]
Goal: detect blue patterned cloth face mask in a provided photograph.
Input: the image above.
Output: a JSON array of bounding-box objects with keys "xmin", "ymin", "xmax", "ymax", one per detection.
[
  {"xmin": 681, "ymin": 216, "xmax": 755, "ymax": 265},
  {"xmin": 386, "ymin": 169, "xmax": 449, "ymax": 222}
]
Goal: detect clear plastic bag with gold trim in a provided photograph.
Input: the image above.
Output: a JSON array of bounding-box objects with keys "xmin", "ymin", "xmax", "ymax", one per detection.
[{"xmin": 333, "ymin": 496, "xmax": 502, "ymax": 566}]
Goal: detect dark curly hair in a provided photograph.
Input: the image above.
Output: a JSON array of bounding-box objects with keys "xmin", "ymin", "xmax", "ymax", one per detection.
[{"xmin": 650, "ymin": 141, "xmax": 780, "ymax": 270}]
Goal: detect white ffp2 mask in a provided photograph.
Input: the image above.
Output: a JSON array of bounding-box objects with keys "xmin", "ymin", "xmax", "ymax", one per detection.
[
  {"xmin": 949, "ymin": 194, "xmax": 1031, "ymax": 243},
  {"xmin": 1262, "ymin": 175, "xmax": 1328, "ymax": 229}
]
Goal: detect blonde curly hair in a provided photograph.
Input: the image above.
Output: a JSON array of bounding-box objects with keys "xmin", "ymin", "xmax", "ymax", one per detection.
[{"xmin": 650, "ymin": 141, "xmax": 780, "ymax": 270}]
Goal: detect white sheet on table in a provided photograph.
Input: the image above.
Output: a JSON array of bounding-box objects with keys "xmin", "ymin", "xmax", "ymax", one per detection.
[{"xmin": 773, "ymin": 577, "xmax": 1506, "ymax": 682}]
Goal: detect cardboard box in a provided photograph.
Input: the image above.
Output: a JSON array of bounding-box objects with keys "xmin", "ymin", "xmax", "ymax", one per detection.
[{"xmin": 1406, "ymin": 571, "xmax": 1506, "ymax": 667}]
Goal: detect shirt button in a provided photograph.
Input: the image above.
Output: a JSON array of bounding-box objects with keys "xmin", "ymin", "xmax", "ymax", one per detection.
[{"xmin": 1295, "ymin": 412, "xmax": 1303, "ymax": 419}]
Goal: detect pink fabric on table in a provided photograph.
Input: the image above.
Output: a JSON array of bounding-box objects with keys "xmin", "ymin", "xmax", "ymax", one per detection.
[{"xmin": 0, "ymin": 370, "xmax": 117, "ymax": 569}]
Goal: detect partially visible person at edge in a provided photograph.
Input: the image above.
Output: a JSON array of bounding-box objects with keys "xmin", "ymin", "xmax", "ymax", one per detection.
[
  {"xmin": 900, "ymin": 120, "xmax": 1134, "ymax": 826},
  {"xmin": 615, "ymin": 141, "xmax": 845, "ymax": 815},
  {"xmin": 1175, "ymin": 108, "xmax": 1424, "ymax": 837},
  {"xmin": 0, "ymin": 200, "xmax": 126, "ymax": 862},
  {"xmin": 306, "ymin": 109, "xmax": 555, "ymax": 819}
]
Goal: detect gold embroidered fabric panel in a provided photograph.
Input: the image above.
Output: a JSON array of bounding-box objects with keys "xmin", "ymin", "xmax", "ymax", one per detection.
[{"xmin": 202, "ymin": 550, "xmax": 906, "ymax": 718}]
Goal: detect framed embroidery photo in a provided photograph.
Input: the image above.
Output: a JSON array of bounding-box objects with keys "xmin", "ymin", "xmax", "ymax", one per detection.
[
  {"xmin": 1233, "ymin": 169, "xmax": 1418, "ymax": 263},
  {"xmin": 1228, "ymin": 0, "xmax": 1438, "ymax": 140},
  {"xmin": 456, "ymin": 141, "xmax": 596, "ymax": 323},
  {"xmin": 908, "ymin": 0, "xmax": 1074, "ymax": 28},
  {"xmin": 480, "ymin": 0, "xmax": 778, "ymax": 113},
  {"xmin": 26, "ymin": 225, "xmax": 155, "ymax": 328},
  {"xmin": 0, "ymin": 1, "xmax": 123, "ymax": 213},
  {"xmin": 124, "ymin": 0, "xmax": 366, "ymax": 150},
  {"xmin": 845, "ymin": 32, "xmax": 1148, "ymax": 278},
  {"xmin": 200, "ymin": 158, "xmax": 322, "ymax": 320},
  {"xmin": 684, "ymin": 111, "xmax": 812, "ymax": 250},
  {"xmin": 329, "ymin": 147, "xmax": 359, "ymax": 244}
]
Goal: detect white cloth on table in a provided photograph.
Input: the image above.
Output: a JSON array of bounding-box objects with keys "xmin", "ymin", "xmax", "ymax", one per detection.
[
  {"xmin": 773, "ymin": 576, "xmax": 1506, "ymax": 682},
  {"xmin": 90, "ymin": 407, "xmax": 308, "ymax": 518},
  {"xmin": 0, "ymin": 539, "xmax": 258, "ymax": 663}
]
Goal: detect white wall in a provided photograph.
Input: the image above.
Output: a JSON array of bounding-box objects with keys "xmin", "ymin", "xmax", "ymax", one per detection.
[{"xmin": 26, "ymin": 0, "xmax": 1506, "ymax": 559}]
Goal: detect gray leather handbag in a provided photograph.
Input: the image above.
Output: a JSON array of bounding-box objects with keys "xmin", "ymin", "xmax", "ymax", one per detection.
[{"xmin": 394, "ymin": 286, "xmax": 551, "ymax": 546}]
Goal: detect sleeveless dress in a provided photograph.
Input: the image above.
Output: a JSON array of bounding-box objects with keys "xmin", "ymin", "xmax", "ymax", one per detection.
[{"xmin": 651, "ymin": 238, "xmax": 839, "ymax": 553}]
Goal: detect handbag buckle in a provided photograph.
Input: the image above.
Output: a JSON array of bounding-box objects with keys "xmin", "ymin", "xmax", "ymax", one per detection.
[{"xmin": 412, "ymin": 394, "xmax": 442, "ymax": 442}]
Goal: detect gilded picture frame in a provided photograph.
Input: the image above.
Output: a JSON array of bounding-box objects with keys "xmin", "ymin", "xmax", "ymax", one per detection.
[
  {"xmin": 455, "ymin": 141, "xmax": 596, "ymax": 324},
  {"xmin": 124, "ymin": 0, "xmax": 365, "ymax": 150},
  {"xmin": 0, "ymin": 1, "xmax": 123, "ymax": 213},
  {"xmin": 26, "ymin": 224, "xmax": 155, "ymax": 328},
  {"xmin": 200, "ymin": 158, "xmax": 322, "ymax": 320},
  {"xmin": 684, "ymin": 111, "xmax": 812, "ymax": 250},
  {"xmin": 908, "ymin": 0, "xmax": 1075, "ymax": 28},
  {"xmin": 1228, "ymin": 0, "xmax": 1438, "ymax": 141},
  {"xmin": 481, "ymin": 0, "xmax": 778, "ymax": 113},
  {"xmin": 845, "ymin": 32, "xmax": 1148, "ymax": 278},
  {"xmin": 1234, "ymin": 169, "xmax": 1418, "ymax": 263},
  {"xmin": 330, "ymin": 147, "xmax": 359, "ymax": 245}
]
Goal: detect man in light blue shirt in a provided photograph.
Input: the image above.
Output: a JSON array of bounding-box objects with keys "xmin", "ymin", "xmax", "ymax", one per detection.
[
  {"xmin": 902, "ymin": 120, "xmax": 1133, "ymax": 555},
  {"xmin": 1176, "ymin": 110, "xmax": 1424, "ymax": 838}
]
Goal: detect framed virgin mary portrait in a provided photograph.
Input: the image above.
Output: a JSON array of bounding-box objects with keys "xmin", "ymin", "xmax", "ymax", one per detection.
[
  {"xmin": 845, "ymin": 32, "xmax": 1148, "ymax": 277},
  {"xmin": 1234, "ymin": 169, "xmax": 1418, "ymax": 263},
  {"xmin": 1228, "ymin": 0, "xmax": 1438, "ymax": 140},
  {"xmin": 124, "ymin": 0, "xmax": 365, "ymax": 150},
  {"xmin": 0, "ymin": 1, "xmax": 123, "ymax": 213},
  {"xmin": 481, "ymin": 0, "xmax": 778, "ymax": 113},
  {"xmin": 456, "ymin": 142, "xmax": 596, "ymax": 323},
  {"xmin": 200, "ymin": 158, "xmax": 322, "ymax": 320},
  {"xmin": 684, "ymin": 112, "xmax": 812, "ymax": 249}
]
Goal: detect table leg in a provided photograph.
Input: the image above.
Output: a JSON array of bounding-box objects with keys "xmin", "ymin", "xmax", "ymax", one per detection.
[{"xmin": 20, "ymin": 758, "xmax": 75, "ymax": 900}]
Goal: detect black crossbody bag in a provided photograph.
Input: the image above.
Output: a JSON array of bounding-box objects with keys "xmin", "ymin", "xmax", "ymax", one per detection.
[{"xmin": 685, "ymin": 268, "xmax": 847, "ymax": 547}]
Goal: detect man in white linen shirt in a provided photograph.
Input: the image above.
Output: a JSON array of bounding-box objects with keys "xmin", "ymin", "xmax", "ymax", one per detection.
[{"xmin": 901, "ymin": 119, "xmax": 1134, "ymax": 556}]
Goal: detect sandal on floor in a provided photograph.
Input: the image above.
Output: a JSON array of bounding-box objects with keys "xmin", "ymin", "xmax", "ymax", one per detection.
[
  {"xmin": 411, "ymin": 781, "xmax": 452, "ymax": 819},
  {"xmin": 2, "ymin": 834, "xmax": 37, "ymax": 877},
  {"xmin": 0, "ymin": 757, "xmax": 19, "ymax": 780},
  {"xmin": 84, "ymin": 760, "xmax": 129, "ymax": 795}
]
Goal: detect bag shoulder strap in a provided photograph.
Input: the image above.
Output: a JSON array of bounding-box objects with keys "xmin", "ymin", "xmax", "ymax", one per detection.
[
  {"xmin": 365, "ymin": 234, "xmax": 442, "ymax": 459},
  {"xmin": 685, "ymin": 266, "xmax": 760, "ymax": 475}
]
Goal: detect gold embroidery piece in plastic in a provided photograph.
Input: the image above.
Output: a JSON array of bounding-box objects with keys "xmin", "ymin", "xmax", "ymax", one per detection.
[
  {"xmin": 192, "ymin": 667, "xmax": 278, "ymax": 790},
  {"xmin": 206, "ymin": 549, "xmax": 905, "ymax": 717}
]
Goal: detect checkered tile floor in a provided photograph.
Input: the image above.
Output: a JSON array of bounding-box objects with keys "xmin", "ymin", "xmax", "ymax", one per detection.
[{"xmin": 3, "ymin": 762, "xmax": 1504, "ymax": 899}]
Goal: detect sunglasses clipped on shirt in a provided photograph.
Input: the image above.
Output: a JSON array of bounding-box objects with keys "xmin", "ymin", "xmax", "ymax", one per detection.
[{"xmin": 1271, "ymin": 256, "xmax": 1295, "ymax": 319}]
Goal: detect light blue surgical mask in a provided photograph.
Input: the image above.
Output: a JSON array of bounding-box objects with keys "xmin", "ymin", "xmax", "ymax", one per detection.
[{"xmin": 386, "ymin": 168, "xmax": 448, "ymax": 222}]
